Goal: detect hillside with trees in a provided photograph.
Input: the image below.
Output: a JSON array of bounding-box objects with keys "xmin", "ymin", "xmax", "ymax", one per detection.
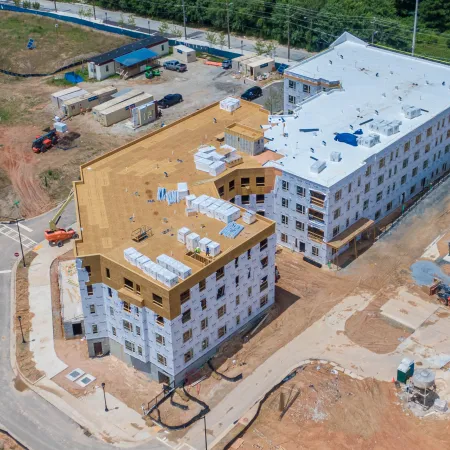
[{"xmin": 97, "ymin": 0, "xmax": 450, "ymax": 60}]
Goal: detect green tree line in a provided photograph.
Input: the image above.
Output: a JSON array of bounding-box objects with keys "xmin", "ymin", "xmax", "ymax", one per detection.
[{"xmin": 96, "ymin": 0, "xmax": 450, "ymax": 56}]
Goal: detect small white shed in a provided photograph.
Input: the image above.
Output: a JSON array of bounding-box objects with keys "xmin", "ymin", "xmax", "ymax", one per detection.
[{"xmin": 174, "ymin": 45, "xmax": 197, "ymax": 64}]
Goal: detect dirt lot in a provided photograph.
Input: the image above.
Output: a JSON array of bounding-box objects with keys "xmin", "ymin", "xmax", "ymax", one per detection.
[
  {"xmin": 0, "ymin": 431, "xmax": 25, "ymax": 450},
  {"xmin": 217, "ymin": 363, "xmax": 450, "ymax": 450},
  {"xmin": 0, "ymin": 12, "xmax": 131, "ymax": 73},
  {"xmin": 15, "ymin": 251, "xmax": 44, "ymax": 384}
]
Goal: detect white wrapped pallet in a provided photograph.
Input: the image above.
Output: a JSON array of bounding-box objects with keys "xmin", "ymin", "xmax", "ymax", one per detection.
[
  {"xmin": 177, "ymin": 182, "xmax": 189, "ymax": 200},
  {"xmin": 142, "ymin": 260, "xmax": 156, "ymax": 278},
  {"xmin": 153, "ymin": 264, "xmax": 165, "ymax": 282},
  {"xmin": 206, "ymin": 203, "xmax": 221, "ymax": 218},
  {"xmin": 129, "ymin": 251, "xmax": 143, "ymax": 266},
  {"xmin": 199, "ymin": 237, "xmax": 212, "ymax": 252},
  {"xmin": 228, "ymin": 206, "xmax": 241, "ymax": 222},
  {"xmin": 191, "ymin": 195, "xmax": 209, "ymax": 212},
  {"xmin": 178, "ymin": 227, "xmax": 191, "ymax": 244},
  {"xmin": 186, "ymin": 232, "xmax": 200, "ymax": 251},
  {"xmin": 124, "ymin": 247, "xmax": 139, "ymax": 264},
  {"xmin": 195, "ymin": 152, "xmax": 212, "ymax": 162},
  {"xmin": 156, "ymin": 254, "xmax": 170, "ymax": 269},
  {"xmin": 243, "ymin": 210, "xmax": 257, "ymax": 224},
  {"xmin": 197, "ymin": 145, "xmax": 216, "ymax": 154},
  {"xmin": 157, "ymin": 268, "xmax": 178, "ymax": 288},
  {"xmin": 171, "ymin": 260, "xmax": 192, "ymax": 279},
  {"xmin": 185, "ymin": 194, "xmax": 196, "ymax": 208},
  {"xmin": 220, "ymin": 97, "xmax": 240, "ymax": 112},
  {"xmin": 214, "ymin": 203, "xmax": 233, "ymax": 221},
  {"xmin": 208, "ymin": 241, "xmax": 221, "ymax": 256},
  {"xmin": 199, "ymin": 197, "xmax": 215, "ymax": 214},
  {"xmin": 210, "ymin": 151, "xmax": 226, "ymax": 161},
  {"xmin": 136, "ymin": 254, "xmax": 151, "ymax": 270},
  {"xmin": 220, "ymin": 144, "xmax": 237, "ymax": 157},
  {"xmin": 196, "ymin": 158, "xmax": 214, "ymax": 172},
  {"xmin": 209, "ymin": 161, "xmax": 226, "ymax": 177}
]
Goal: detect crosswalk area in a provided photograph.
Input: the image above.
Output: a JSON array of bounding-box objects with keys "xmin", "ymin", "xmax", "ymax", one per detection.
[{"xmin": 0, "ymin": 224, "xmax": 37, "ymax": 249}]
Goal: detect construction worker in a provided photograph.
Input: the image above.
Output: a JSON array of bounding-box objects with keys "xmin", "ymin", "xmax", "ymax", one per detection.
[{"xmin": 206, "ymin": 246, "xmax": 210, "ymax": 257}]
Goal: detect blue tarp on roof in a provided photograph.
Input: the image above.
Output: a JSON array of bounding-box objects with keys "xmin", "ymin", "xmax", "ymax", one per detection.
[
  {"xmin": 114, "ymin": 48, "xmax": 158, "ymax": 67},
  {"xmin": 334, "ymin": 133, "xmax": 358, "ymax": 146}
]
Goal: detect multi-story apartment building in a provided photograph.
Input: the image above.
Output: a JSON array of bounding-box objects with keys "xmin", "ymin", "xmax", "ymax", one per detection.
[
  {"xmin": 73, "ymin": 101, "xmax": 277, "ymax": 385},
  {"xmin": 265, "ymin": 32, "xmax": 450, "ymax": 265}
]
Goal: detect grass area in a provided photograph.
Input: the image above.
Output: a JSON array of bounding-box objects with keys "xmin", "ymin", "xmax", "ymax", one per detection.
[
  {"xmin": 0, "ymin": 11, "xmax": 133, "ymax": 73},
  {"xmin": 196, "ymin": 51, "xmax": 225, "ymax": 62},
  {"xmin": 415, "ymin": 34, "xmax": 450, "ymax": 63}
]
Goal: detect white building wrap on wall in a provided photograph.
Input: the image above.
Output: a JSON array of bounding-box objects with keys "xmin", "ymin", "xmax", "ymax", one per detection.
[{"xmin": 78, "ymin": 234, "xmax": 277, "ymax": 383}]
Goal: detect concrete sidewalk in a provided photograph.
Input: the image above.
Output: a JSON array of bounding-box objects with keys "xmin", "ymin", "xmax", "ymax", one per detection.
[{"xmin": 21, "ymin": 238, "xmax": 167, "ymax": 446}]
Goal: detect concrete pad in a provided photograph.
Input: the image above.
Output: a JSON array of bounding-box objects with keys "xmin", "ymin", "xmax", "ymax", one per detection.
[
  {"xmin": 380, "ymin": 288, "xmax": 439, "ymax": 330},
  {"xmin": 421, "ymin": 235, "xmax": 443, "ymax": 260},
  {"xmin": 78, "ymin": 388, "xmax": 150, "ymax": 439},
  {"xmin": 59, "ymin": 260, "xmax": 82, "ymax": 322}
]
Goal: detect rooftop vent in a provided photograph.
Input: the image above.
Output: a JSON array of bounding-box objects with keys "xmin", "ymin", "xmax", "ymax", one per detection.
[
  {"xmin": 330, "ymin": 151, "xmax": 341, "ymax": 162},
  {"xmin": 369, "ymin": 119, "xmax": 401, "ymax": 136},
  {"xmin": 402, "ymin": 105, "xmax": 422, "ymax": 120},
  {"xmin": 310, "ymin": 160, "xmax": 326, "ymax": 174},
  {"xmin": 357, "ymin": 134, "xmax": 380, "ymax": 148}
]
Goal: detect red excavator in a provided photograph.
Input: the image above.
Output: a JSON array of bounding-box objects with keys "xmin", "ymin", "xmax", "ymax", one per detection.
[
  {"xmin": 44, "ymin": 190, "xmax": 78, "ymax": 246},
  {"xmin": 32, "ymin": 129, "xmax": 58, "ymax": 153}
]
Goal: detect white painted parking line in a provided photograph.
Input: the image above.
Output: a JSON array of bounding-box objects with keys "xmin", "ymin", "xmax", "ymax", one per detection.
[
  {"xmin": 0, "ymin": 270, "xmax": 12, "ymax": 274},
  {"xmin": 18, "ymin": 223, "xmax": 33, "ymax": 233},
  {"xmin": 0, "ymin": 224, "xmax": 38, "ymax": 249}
]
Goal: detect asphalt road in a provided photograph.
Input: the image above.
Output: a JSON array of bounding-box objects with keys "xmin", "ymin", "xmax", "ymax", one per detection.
[
  {"xmin": 0, "ymin": 0, "xmax": 309, "ymax": 63},
  {"xmin": 0, "ymin": 204, "xmax": 170, "ymax": 449}
]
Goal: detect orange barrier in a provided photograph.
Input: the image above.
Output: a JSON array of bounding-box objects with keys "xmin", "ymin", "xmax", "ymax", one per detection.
[{"xmin": 204, "ymin": 60, "xmax": 222, "ymax": 67}]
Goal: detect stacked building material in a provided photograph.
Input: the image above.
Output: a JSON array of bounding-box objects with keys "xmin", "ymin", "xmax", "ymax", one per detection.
[{"xmin": 220, "ymin": 222, "xmax": 244, "ymax": 239}]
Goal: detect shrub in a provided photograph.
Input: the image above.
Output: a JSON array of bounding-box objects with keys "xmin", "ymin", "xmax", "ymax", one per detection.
[
  {"xmin": 22, "ymin": 1, "xmax": 31, "ymax": 8},
  {"xmin": 32, "ymin": 2, "xmax": 40, "ymax": 9}
]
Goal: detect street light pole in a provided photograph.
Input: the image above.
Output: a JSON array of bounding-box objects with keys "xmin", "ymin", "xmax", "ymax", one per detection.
[
  {"xmin": 101, "ymin": 382, "xmax": 109, "ymax": 412},
  {"xmin": 105, "ymin": 12, "xmax": 108, "ymax": 24},
  {"xmin": 226, "ymin": 0, "xmax": 231, "ymax": 49},
  {"xmin": 203, "ymin": 415, "xmax": 208, "ymax": 450},
  {"xmin": 148, "ymin": 19, "xmax": 151, "ymax": 35},
  {"xmin": 411, "ymin": 0, "xmax": 419, "ymax": 56},
  {"xmin": 287, "ymin": 4, "xmax": 290, "ymax": 61},
  {"xmin": 16, "ymin": 220, "xmax": 26, "ymax": 268},
  {"xmin": 181, "ymin": 0, "xmax": 187, "ymax": 40},
  {"xmin": 92, "ymin": 0, "xmax": 96, "ymax": 20},
  {"xmin": 18, "ymin": 316, "xmax": 26, "ymax": 344},
  {"xmin": 53, "ymin": 0, "xmax": 57, "ymax": 12}
]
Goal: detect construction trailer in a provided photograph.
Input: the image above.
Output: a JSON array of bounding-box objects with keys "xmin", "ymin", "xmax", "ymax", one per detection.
[
  {"xmin": 239, "ymin": 55, "xmax": 275, "ymax": 80},
  {"xmin": 92, "ymin": 89, "xmax": 143, "ymax": 122},
  {"xmin": 61, "ymin": 86, "xmax": 117, "ymax": 117},
  {"xmin": 231, "ymin": 54, "xmax": 254, "ymax": 72},
  {"xmin": 114, "ymin": 48, "xmax": 160, "ymax": 79},
  {"xmin": 174, "ymin": 44, "xmax": 197, "ymax": 64},
  {"xmin": 88, "ymin": 36, "xmax": 169, "ymax": 81},
  {"xmin": 51, "ymin": 86, "xmax": 88, "ymax": 109},
  {"xmin": 130, "ymin": 101, "xmax": 158, "ymax": 128},
  {"xmin": 96, "ymin": 93, "xmax": 154, "ymax": 127}
]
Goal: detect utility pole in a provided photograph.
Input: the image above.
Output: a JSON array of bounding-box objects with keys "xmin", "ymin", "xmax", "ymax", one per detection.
[
  {"xmin": 92, "ymin": 0, "xmax": 96, "ymax": 20},
  {"xmin": 16, "ymin": 220, "xmax": 26, "ymax": 268},
  {"xmin": 182, "ymin": 0, "xmax": 187, "ymax": 40},
  {"xmin": 226, "ymin": 0, "xmax": 231, "ymax": 49},
  {"xmin": 203, "ymin": 416, "xmax": 208, "ymax": 450},
  {"xmin": 287, "ymin": 3, "xmax": 290, "ymax": 61},
  {"xmin": 53, "ymin": 0, "xmax": 57, "ymax": 12},
  {"xmin": 411, "ymin": 0, "xmax": 419, "ymax": 56},
  {"xmin": 309, "ymin": 15, "xmax": 313, "ymax": 50}
]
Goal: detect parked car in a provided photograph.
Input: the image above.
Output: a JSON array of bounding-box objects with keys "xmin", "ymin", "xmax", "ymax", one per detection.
[
  {"xmin": 163, "ymin": 60, "xmax": 187, "ymax": 72},
  {"xmin": 241, "ymin": 86, "xmax": 263, "ymax": 101},
  {"xmin": 222, "ymin": 59, "xmax": 232, "ymax": 69},
  {"xmin": 158, "ymin": 94, "xmax": 183, "ymax": 109}
]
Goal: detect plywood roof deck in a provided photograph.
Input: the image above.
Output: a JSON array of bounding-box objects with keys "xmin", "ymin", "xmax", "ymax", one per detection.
[{"xmin": 74, "ymin": 101, "xmax": 272, "ymax": 280}]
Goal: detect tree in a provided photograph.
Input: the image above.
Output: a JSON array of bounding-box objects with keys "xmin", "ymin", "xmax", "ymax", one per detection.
[
  {"xmin": 205, "ymin": 31, "xmax": 218, "ymax": 49},
  {"xmin": 263, "ymin": 84, "xmax": 283, "ymax": 114},
  {"xmin": 158, "ymin": 21, "xmax": 169, "ymax": 34},
  {"xmin": 78, "ymin": 7, "xmax": 85, "ymax": 18},
  {"xmin": 127, "ymin": 15, "xmax": 136, "ymax": 28},
  {"xmin": 118, "ymin": 13, "xmax": 126, "ymax": 28},
  {"xmin": 170, "ymin": 24, "xmax": 183, "ymax": 39},
  {"xmin": 84, "ymin": 7, "xmax": 94, "ymax": 19},
  {"xmin": 265, "ymin": 41, "xmax": 277, "ymax": 57},
  {"xmin": 254, "ymin": 39, "xmax": 266, "ymax": 55},
  {"xmin": 218, "ymin": 31, "xmax": 227, "ymax": 49}
]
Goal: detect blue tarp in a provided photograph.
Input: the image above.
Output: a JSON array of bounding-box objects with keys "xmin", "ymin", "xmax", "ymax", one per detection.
[
  {"xmin": 115, "ymin": 48, "xmax": 158, "ymax": 67},
  {"xmin": 64, "ymin": 72, "xmax": 83, "ymax": 83},
  {"xmin": 334, "ymin": 133, "xmax": 358, "ymax": 146}
]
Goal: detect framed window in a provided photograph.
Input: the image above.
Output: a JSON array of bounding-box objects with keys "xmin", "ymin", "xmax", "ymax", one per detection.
[
  {"xmin": 386, "ymin": 201, "xmax": 393, "ymax": 212},
  {"xmin": 288, "ymin": 80, "xmax": 296, "ymax": 89},
  {"xmin": 157, "ymin": 353, "xmax": 167, "ymax": 366},
  {"xmin": 138, "ymin": 346, "xmax": 143, "ymax": 356},
  {"xmin": 180, "ymin": 290, "xmax": 190, "ymax": 304},
  {"xmin": 333, "ymin": 208, "xmax": 341, "ymax": 220},
  {"xmin": 404, "ymin": 141, "xmax": 410, "ymax": 152},
  {"xmin": 123, "ymin": 320, "xmax": 133, "ymax": 332},
  {"xmin": 123, "ymin": 301, "xmax": 131, "ymax": 312},
  {"xmin": 296, "ymin": 204, "xmax": 305, "ymax": 214},
  {"xmin": 296, "ymin": 221, "xmax": 304, "ymax": 231},
  {"xmin": 241, "ymin": 195, "xmax": 250, "ymax": 205},
  {"xmin": 218, "ymin": 326, "xmax": 227, "ymax": 339},
  {"xmin": 364, "ymin": 183, "xmax": 371, "ymax": 194},
  {"xmin": 427, "ymin": 127, "xmax": 432, "ymax": 137},
  {"xmin": 201, "ymin": 298, "xmax": 207, "ymax": 310},
  {"xmin": 412, "ymin": 167, "xmax": 418, "ymax": 177},
  {"xmin": 112, "ymin": 326, "xmax": 116, "ymax": 336},
  {"xmin": 303, "ymin": 84, "xmax": 310, "ymax": 93},
  {"xmin": 332, "ymin": 225, "xmax": 340, "ymax": 237},
  {"xmin": 89, "ymin": 304, "xmax": 96, "ymax": 314},
  {"xmin": 401, "ymin": 175, "xmax": 407, "ymax": 185},
  {"xmin": 415, "ymin": 134, "xmax": 422, "ymax": 144},
  {"xmin": 108, "ymin": 287, "xmax": 112, "ymax": 297},
  {"xmin": 124, "ymin": 278, "xmax": 133, "ymax": 291},
  {"xmin": 217, "ymin": 286, "xmax": 225, "ymax": 299},
  {"xmin": 92, "ymin": 324, "xmax": 98, "ymax": 334},
  {"xmin": 182, "ymin": 309, "xmax": 191, "ymax": 323},
  {"xmin": 106, "ymin": 268, "xmax": 110, "ymax": 279},
  {"xmin": 378, "ymin": 175, "xmax": 384, "ymax": 186},
  {"xmin": 199, "ymin": 279, "xmax": 206, "ymax": 292},
  {"xmin": 414, "ymin": 151, "xmax": 420, "ymax": 161},
  {"xmin": 312, "ymin": 246, "xmax": 319, "ymax": 257},
  {"xmin": 248, "ymin": 286, "xmax": 252, "ymax": 296},
  {"xmin": 365, "ymin": 166, "xmax": 372, "ymax": 177},
  {"xmin": 260, "ymin": 238, "xmax": 268, "ymax": 251},
  {"xmin": 356, "ymin": 194, "xmax": 360, "ymax": 204},
  {"xmin": 410, "ymin": 184, "xmax": 416, "ymax": 195},
  {"xmin": 236, "ymin": 295, "xmax": 240, "ymax": 306},
  {"xmin": 282, "ymin": 197, "xmax": 289, "ymax": 208},
  {"xmin": 235, "ymin": 275, "xmax": 240, "ymax": 286},
  {"xmin": 183, "ymin": 329, "xmax": 192, "ymax": 343},
  {"xmin": 261, "ymin": 256, "xmax": 268, "ymax": 268},
  {"xmin": 217, "ymin": 305, "xmax": 227, "ymax": 318},
  {"xmin": 184, "ymin": 349, "xmax": 193, "ymax": 363},
  {"xmin": 201, "ymin": 317, "xmax": 208, "ymax": 330},
  {"xmin": 85, "ymin": 265, "xmax": 91, "ymax": 276},
  {"xmin": 248, "ymin": 306, "xmax": 252, "ymax": 317},
  {"xmin": 218, "ymin": 185, "xmax": 224, "ymax": 197},
  {"xmin": 125, "ymin": 340, "xmax": 135, "ymax": 352},
  {"xmin": 156, "ymin": 315, "xmax": 164, "ymax": 326},
  {"xmin": 425, "ymin": 143, "xmax": 431, "ymax": 153},
  {"xmin": 256, "ymin": 194, "xmax": 265, "ymax": 203},
  {"xmin": 297, "ymin": 186, "xmax": 306, "ymax": 197},
  {"xmin": 379, "ymin": 158, "xmax": 385, "ymax": 169},
  {"xmin": 135, "ymin": 284, "xmax": 141, "ymax": 296},
  {"xmin": 282, "ymin": 180, "xmax": 289, "ymax": 191},
  {"xmin": 376, "ymin": 191, "xmax": 383, "ymax": 202},
  {"xmin": 109, "ymin": 306, "xmax": 114, "ymax": 316},
  {"xmin": 281, "ymin": 233, "xmax": 288, "ymax": 243},
  {"xmin": 347, "ymin": 200, "xmax": 351, "ymax": 211},
  {"xmin": 153, "ymin": 293, "xmax": 163, "ymax": 306},
  {"xmin": 402, "ymin": 158, "xmax": 409, "ymax": 169},
  {"xmin": 105, "ymin": 65, "xmax": 109, "ymax": 73},
  {"xmin": 348, "ymin": 183, "xmax": 352, "ymax": 193},
  {"xmin": 136, "ymin": 325, "xmax": 141, "ymax": 336},
  {"xmin": 281, "ymin": 215, "xmax": 289, "ymax": 225},
  {"xmin": 260, "ymin": 294, "xmax": 268, "ymax": 308},
  {"xmin": 216, "ymin": 267, "xmax": 225, "ymax": 280},
  {"xmin": 235, "ymin": 257, "xmax": 239, "ymax": 268},
  {"xmin": 256, "ymin": 177, "xmax": 265, "ymax": 186},
  {"xmin": 156, "ymin": 333, "xmax": 165, "ymax": 345},
  {"xmin": 229, "ymin": 179, "xmax": 235, "ymax": 191},
  {"xmin": 375, "ymin": 210, "xmax": 381, "ymax": 220},
  {"xmin": 87, "ymin": 285, "xmax": 93, "ymax": 296},
  {"xmin": 334, "ymin": 190, "xmax": 342, "ymax": 202},
  {"xmin": 202, "ymin": 338, "xmax": 209, "ymax": 350},
  {"xmin": 236, "ymin": 315, "xmax": 241, "ymax": 326},
  {"xmin": 241, "ymin": 177, "xmax": 250, "ymax": 188},
  {"xmin": 363, "ymin": 200, "xmax": 369, "ymax": 210},
  {"xmin": 260, "ymin": 275, "xmax": 268, "ymax": 292},
  {"xmin": 288, "ymin": 95, "xmax": 296, "ymax": 104}
]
